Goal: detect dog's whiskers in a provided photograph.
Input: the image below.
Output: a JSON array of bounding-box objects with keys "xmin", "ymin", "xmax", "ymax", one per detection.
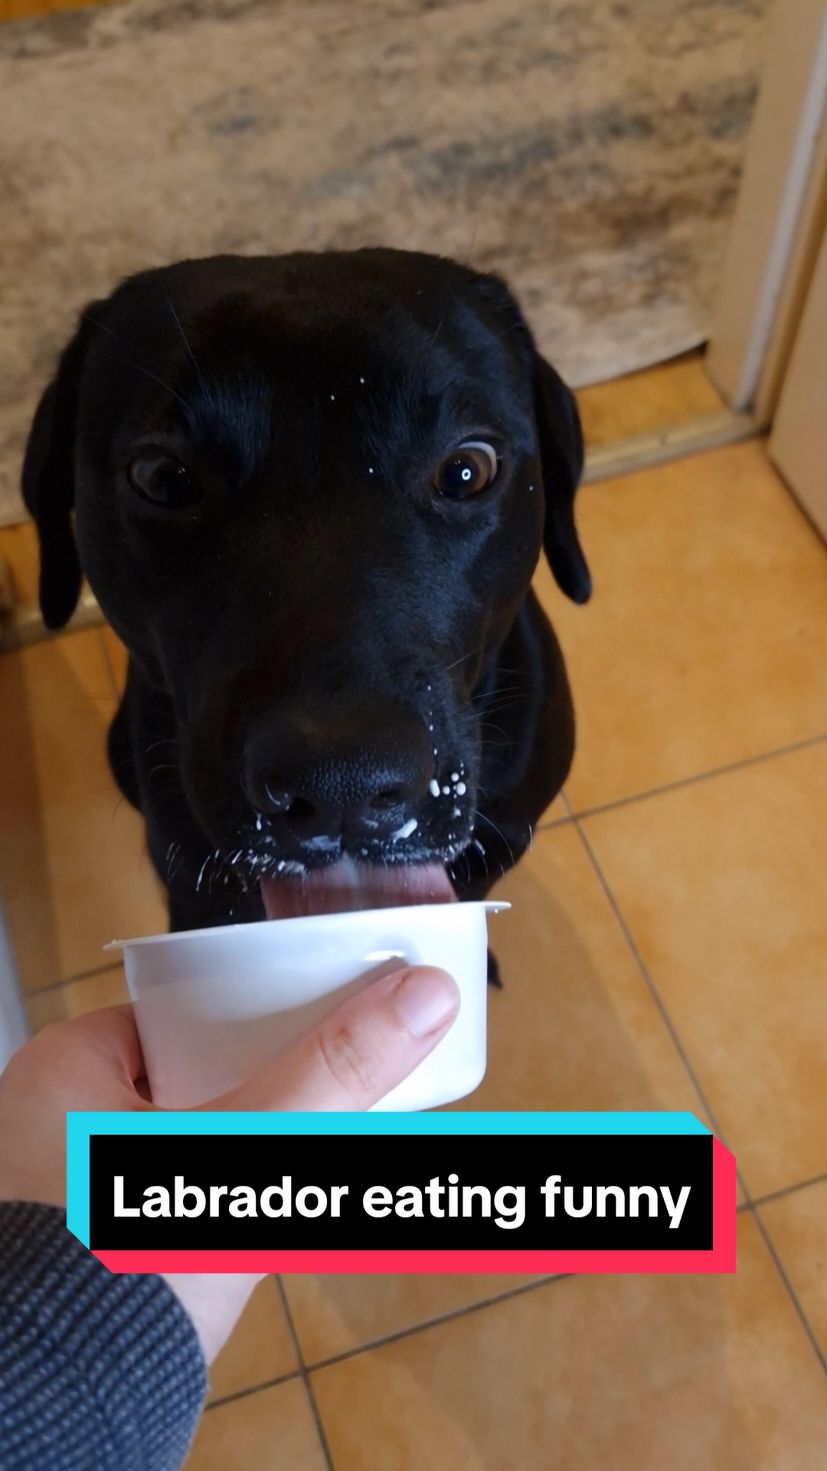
[
  {"xmin": 206, "ymin": 848, "xmax": 223, "ymax": 894},
  {"xmin": 195, "ymin": 853, "xmax": 212, "ymax": 893},
  {"xmin": 469, "ymin": 835, "xmax": 490, "ymax": 880},
  {"xmin": 166, "ymin": 295, "xmax": 205, "ymax": 385},
  {"xmin": 83, "ymin": 313, "xmax": 192, "ymax": 410},
  {"xmin": 478, "ymin": 719, "xmax": 513, "ymax": 744},
  {"xmin": 473, "ymin": 809, "xmax": 514, "ymax": 871},
  {"xmin": 425, "ymin": 315, "xmax": 445, "ymax": 353},
  {"xmin": 148, "ymin": 763, "xmax": 181, "ymax": 784},
  {"xmin": 471, "ymin": 682, "xmax": 523, "ymax": 703},
  {"xmin": 444, "ymin": 645, "xmax": 482, "ymax": 675},
  {"xmin": 476, "ymin": 695, "xmax": 532, "ymax": 720}
]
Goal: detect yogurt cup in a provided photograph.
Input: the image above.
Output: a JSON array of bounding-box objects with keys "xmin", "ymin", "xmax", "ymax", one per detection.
[{"xmin": 108, "ymin": 901, "xmax": 508, "ymax": 1111}]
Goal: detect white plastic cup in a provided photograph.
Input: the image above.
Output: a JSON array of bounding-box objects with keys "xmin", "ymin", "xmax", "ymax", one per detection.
[{"xmin": 109, "ymin": 901, "xmax": 508, "ymax": 1111}]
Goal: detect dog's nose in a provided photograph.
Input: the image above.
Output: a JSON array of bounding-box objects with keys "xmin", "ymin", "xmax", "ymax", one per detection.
[{"xmin": 243, "ymin": 701, "xmax": 433, "ymax": 844}]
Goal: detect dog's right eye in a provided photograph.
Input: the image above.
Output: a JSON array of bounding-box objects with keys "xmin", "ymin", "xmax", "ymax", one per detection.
[{"xmin": 127, "ymin": 454, "xmax": 200, "ymax": 509}]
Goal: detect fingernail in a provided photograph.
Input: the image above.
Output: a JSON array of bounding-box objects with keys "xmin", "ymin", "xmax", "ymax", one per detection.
[{"xmin": 393, "ymin": 968, "xmax": 460, "ymax": 1038}]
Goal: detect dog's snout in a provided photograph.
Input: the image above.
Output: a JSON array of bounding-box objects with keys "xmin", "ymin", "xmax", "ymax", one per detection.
[{"xmin": 243, "ymin": 701, "xmax": 433, "ymax": 844}]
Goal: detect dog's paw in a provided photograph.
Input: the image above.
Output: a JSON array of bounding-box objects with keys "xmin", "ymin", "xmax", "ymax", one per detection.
[{"xmin": 487, "ymin": 949, "xmax": 503, "ymax": 989}]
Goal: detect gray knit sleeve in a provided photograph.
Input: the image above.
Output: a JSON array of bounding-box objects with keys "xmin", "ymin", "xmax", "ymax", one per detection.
[{"xmin": 0, "ymin": 1200, "xmax": 207, "ymax": 1471}]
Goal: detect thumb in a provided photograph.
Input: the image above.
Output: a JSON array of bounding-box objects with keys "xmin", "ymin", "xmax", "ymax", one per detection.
[{"xmin": 201, "ymin": 966, "xmax": 460, "ymax": 1113}]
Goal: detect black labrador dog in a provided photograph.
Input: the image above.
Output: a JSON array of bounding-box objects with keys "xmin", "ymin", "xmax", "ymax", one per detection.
[{"xmin": 23, "ymin": 249, "xmax": 590, "ymax": 974}]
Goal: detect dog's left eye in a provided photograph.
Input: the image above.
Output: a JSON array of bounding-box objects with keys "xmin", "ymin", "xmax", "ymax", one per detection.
[
  {"xmin": 127, "ymin": 454, "xmax": 201, "ymax": 508},
  {"xmin": 432, "ymin": 441, "xmax": 499, "ymax": 499}
]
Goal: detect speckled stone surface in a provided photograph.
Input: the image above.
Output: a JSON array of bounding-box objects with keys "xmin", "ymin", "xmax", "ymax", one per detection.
[{"xmin": 0, "ymin": 0, "xmax": 768, "ymax": 523}]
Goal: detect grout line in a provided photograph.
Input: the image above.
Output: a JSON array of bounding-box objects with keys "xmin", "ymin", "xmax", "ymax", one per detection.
[
  {"xmin": 553, "ymin": 731, "xmax": 827, "ymax": 829},
  {"xmin": 749, "ymin": 1170, "xmax": 827, "ymax": 1211},
  {"xmin": 535, "ymin": 784, "xmax": 576, "ymax": 832},
  {"xmin": 208, "ymin": 1275, "xmax": 564, "ymax": 1421},
  {"xmin": 752, "ymin": 1208, "xmax": 827, "ymax": 1376},
  {"xmin": 26, "ymin": 959, "xmax": 124, "ymax": 998},
  {"xmin": 566, "ymin": 813, "xmax": 749, "ymax": 1197},
  {"xmin": 570, "ymin": 805, "xmax": 827, "ymax": 1377},
  {"xmin": 205, "ymin": 1367, "xmax": 301, "ymax": 1413},
  {"xmin": 275, "ymin": 1277, "xmax": 336, "ymax": 1471},
  {"xmin": 305, "ymin": 1275, "xmax": 565, "ymax": 1377},
  {"xmin": 535, "ymin": 812, "xmax": 576, "ymax": 834}
]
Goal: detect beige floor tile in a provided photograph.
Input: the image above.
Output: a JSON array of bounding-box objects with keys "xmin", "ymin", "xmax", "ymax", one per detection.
[
  {"xmin": 312, "ymin": 1216, "xmax": 827, "ymax": 1471},
  {"xmin": 208, "ymin": 1280, "xmax": 298, "ymax": 1404},
  {"xmin": 576, "ymin": 351, "xmax": 722, "ymax": 449},
  {"xmin": 25, "ymin": 964, "xmax": 128, "ymax": 1031},
  {"xmin": 454, "ymin": 822, "xmax": 706, "ymax": 1117},
  {"xmin": 0, "ymin": 523, "xmax": 103, "ymax": 637},
  {"xmin": 582, "ymin": 742, "xmax": 827, "ymax": 1199},
  {"xmin": 186, "ymin": 1380, "xmax": 325, "ymax": 1471},
  {"xmin": 534, "ymin": 440, "xmax": 827, "ymax": 812},
  {"xmin": 760, "ymin": 1181, "xmax": 827, "ymax": 1358},
  {"xmin": 100, "ymin": 625, "xmax": 129, "ymax": 695},
  {"xmin": 537, "ymin": 789, "xmax": 569, "ymax": 828},
  {"xmin": 285, "ymin": 822, "xmax": 707, "ymax": 1364},
  {"xmin": 0, "ymin": 520, "xmax": 39, "ymax": 604},
  {"xmin": 283, "ymin": 1273, "xmax": 542, "ymax": 1371},
  {"xmin": 0, "ymin": 628, "xmax": 167, "ymax": 989}
]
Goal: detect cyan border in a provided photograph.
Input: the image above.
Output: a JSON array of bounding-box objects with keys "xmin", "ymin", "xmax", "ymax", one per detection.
[{"xmin": 66, "ymin": 1110, "xmax": 707, "ymax": 1247}]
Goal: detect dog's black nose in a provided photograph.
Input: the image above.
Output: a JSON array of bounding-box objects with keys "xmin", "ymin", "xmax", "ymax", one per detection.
[{"xmin": 243, "ymin": 701, "xmax": 433, "ymax": 845}]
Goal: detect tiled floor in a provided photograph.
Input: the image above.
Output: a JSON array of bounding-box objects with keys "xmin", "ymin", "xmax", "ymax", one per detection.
[
  {"xmin": 575, "ymin": 349, "xmax": 724, "ymax": 448},
  {"xmin": 1, "ymin": 428, "xmax": 826, "ymax": 1464}
]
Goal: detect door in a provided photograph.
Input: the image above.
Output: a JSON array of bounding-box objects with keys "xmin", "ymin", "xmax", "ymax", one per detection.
[
  {"xmin": 707, "ymin": 0, "xmax": 827, "ymax": 424},
  {"xmin": 768, "ymin": 223, "xmax": 827, "ymax": 537}
]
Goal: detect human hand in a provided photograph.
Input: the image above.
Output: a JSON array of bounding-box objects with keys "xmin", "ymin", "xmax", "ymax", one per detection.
[{"xmin": 0, "ymin": 964, "xmax": 459, "ymax": 1361}]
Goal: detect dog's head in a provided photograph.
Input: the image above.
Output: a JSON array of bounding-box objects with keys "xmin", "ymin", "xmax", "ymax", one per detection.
[{"xmin": 23, "ymin": 249, "xmax": 589, "ymax": 907}]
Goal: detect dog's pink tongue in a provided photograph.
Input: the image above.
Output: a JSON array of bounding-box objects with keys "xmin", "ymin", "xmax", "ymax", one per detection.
[{"xmin": 260, "ymin": 856, "xmax": 456, "ymax": 920}]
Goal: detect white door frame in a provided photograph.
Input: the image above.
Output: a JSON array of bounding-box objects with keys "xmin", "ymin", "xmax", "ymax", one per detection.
[
  {"xmin": 707, "ymin": 0, "xmax": 827, "ymax": 423},
  {"xmin": 0, "ymin": 892, "xmax": 29, "ymax": 1070}
]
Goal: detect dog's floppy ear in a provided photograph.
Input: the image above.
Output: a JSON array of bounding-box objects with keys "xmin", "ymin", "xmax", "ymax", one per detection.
[
  {"xmin": 532, "ymin": 354, "xmax": 591, "ymax": 604},
  {"xmin": 21, "ymin": 309, "xmax": 99, "ymax": 629}
]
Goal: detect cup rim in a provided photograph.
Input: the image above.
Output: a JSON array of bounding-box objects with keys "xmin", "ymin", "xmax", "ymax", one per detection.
[{"xmin": 105, "ymin": 900, "xmax": 510, "ymax": 952}]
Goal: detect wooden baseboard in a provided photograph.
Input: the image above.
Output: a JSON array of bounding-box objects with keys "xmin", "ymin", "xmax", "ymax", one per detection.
[
  {"xmin": 0, "ymin": 583, "xmax": 104, "ymax": 652},
  {"xmin": 582, "ymin": 410, "xmax": 758, "ymax": 484}
]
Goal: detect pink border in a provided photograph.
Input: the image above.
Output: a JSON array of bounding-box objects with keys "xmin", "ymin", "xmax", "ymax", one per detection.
[{"xmin": 96, "ymin": 1140, "xmax": 735, "ymax": 1275}]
